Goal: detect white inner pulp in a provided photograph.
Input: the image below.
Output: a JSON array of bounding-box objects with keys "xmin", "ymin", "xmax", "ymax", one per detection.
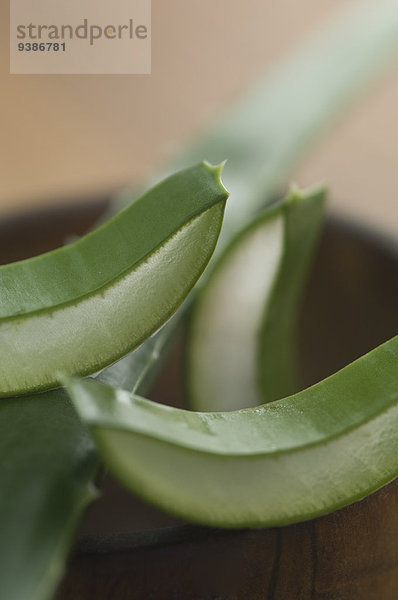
[{"xmin": 191, "ymin": 214, "xmax": 284, "ymax": 411}]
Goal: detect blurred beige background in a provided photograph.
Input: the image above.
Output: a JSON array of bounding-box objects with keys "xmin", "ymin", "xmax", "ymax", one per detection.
[{"xmin": 1, "ymin": 0, "xmax": 397, "ymax": 235}]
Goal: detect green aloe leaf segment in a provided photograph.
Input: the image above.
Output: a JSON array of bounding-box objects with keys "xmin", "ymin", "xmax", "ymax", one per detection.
[
  {"xmin": 187, "ymin": 185, "xmax": 326, "ymax": 411},
  {"xmin": 0, "ymin": 163, "xmax": 227, "ymax": 397},
  {"xmin": 66, "ymin": 334, "xmax": 398, "ymax": 528}
]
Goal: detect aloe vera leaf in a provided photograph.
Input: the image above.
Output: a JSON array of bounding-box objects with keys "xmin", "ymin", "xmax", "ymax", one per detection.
[
  {"xmin": 181, "ymin": 0, "xmax": 398, "ymax": 236},
  {"xmin": 186, "ymin": 185, "xmax": 325, "ymax": 411},
  {"xmin": 0, "ymin": 390, "xmax": 98, "ymax": 600},
  {"xmin": 66, "ymin": 335, "xmax": 398, "ymax": 528},
  {"xmin": 0, "ymin": 163, "xmax": 227, "ymax": 397},
  {"xmin": 108, "ymin": 0, "xmax": 398, "ymax": 240}
]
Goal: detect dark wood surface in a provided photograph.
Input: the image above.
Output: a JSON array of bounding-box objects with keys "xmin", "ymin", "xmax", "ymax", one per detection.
[
  {"xmin": 1, "ymin": 204, "xmax": 397, "ymax": 599},
  {"xmin": 60, "ymin": 480, "xmax": 398, "ymax": 600}
]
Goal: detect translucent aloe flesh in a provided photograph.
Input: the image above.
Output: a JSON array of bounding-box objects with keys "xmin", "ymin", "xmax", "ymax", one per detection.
[
  {"xmin": 187, "ymin": 186, "xmax": 325, "ymax": 411},
  {"xmin": 66, "ymin": 334, "xmax": 398, "ymax": 528},
  {"xmin": 0, "ymin": 163, "xmax": 227, "ymax": 397}
]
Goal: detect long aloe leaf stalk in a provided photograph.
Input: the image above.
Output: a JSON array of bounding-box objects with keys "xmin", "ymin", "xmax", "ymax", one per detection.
[{"xmin": 112, "ymin": 0, "xmax": 398, "ymax": 241}]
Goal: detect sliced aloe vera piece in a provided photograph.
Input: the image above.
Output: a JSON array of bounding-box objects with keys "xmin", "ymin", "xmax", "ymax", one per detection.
[
  {"xmin": 187, "ymin": 185, "xmax": 325, "ymax": 411},
  {"xmin": 66, "ymin": 335, "xmax": 398, "ymax": 528},
  {"xmin": 0, "ymin": 163, "xmax": 227, "ymax": 397}
]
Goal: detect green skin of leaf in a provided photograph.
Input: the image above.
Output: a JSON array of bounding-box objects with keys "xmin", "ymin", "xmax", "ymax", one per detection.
[
  {"xmin": 0, "ymin": 162, "xmax": 227, "ymax": 397},
  {"xmin": 66, "ymin": 334, "xmax": 398, "ymax": 528},
  {"xmin": 257, "ymin": 186, "xmax": 326, "ymax": 403},
  {"xmin": 0, "ymin": 391, "xmax": 98, "ymax": 600},
  {"xmin": 187, "ymin": 186, "xmax": 326, "ymax": 411}
]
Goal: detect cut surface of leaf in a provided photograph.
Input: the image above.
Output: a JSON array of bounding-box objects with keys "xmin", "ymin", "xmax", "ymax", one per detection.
[
  {"xmin": 0, "ymin": 163, "xmax": 227, "ymax": 397},
  {"xmin": 66, "ymin": 335, "xmax": 398, "ymax": 528},
  {"xmin": 187, "ymin": 185, "xmax": 325, "ymax": 411}
]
